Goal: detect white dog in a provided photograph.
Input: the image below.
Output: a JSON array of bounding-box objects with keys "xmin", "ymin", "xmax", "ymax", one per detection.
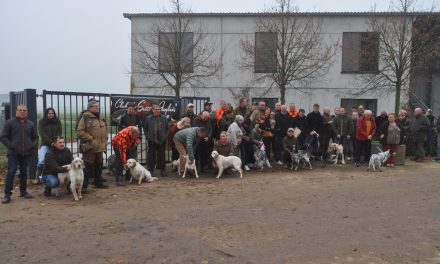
[
  {"xmin": 182, "ymin": 155, "xmax": 199, "ymax": 178},
  {"xmin": 211, "ymin": 151, "xmax": 243, "ymax": 179},
  {"xmin": 126, "ymin": 159, "xmax": 158, "ymax": 184},
  {"xmin": 368, "ymin": 149, "xmax": 391, "ymax": 172},
  {"xmin": 58, "ymin": 157, "xmax": 85, "ymax": 201},
  {"xmin": 330, "ymin": 143, "xmax": 345, "ymax": 165},
  {"xmin": 171, "ymin": 159, "xmax": 180, "ymax": 172}
]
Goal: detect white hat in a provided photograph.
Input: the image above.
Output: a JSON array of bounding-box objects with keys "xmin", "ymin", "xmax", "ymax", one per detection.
[{"xmin": 187, "ymin": 103, "xmax": 194, "ymax": 107}]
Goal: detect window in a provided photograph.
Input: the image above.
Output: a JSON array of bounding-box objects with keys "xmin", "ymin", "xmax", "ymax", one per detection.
[
  {"xmin": 158, "ymin": 32, "xmax": 194, "ymax": 73},
  {"xmin": 254, "ymin": 32, "xmax": 277, "ymax": 73},
  {"xmin": 341, "ymin": 98, "xmax": 377, "ymax": 116},
  {"xmin": 342, "ymin": 32, "xmax": 379, "ymax": 73}
]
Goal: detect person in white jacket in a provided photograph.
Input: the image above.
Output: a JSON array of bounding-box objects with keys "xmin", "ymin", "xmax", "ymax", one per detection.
[{"xmin": 227, "ymin": 115, "xmax": 250, "ymax": 171}]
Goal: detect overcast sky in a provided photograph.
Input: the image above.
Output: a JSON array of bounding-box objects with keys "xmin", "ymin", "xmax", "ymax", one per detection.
[{"xmin": 0, "ymin": 0, "xmax": 437, "ymax": 94}]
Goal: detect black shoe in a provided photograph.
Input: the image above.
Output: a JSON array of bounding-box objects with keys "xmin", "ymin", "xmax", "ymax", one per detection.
[
  {"xmin": 82, "ymin": 188, "xmax": 88, "ymax": 194},
  {"xmin": 355, "ymin": 163, "xmax": 360, "ymax": 167},
  {"xmin": 44, "ymin": 187, "xmax": 52, "ymax": 197},
  {"xmin": 160, "ymin": 169, "xmax": 167, "ymax": 177},
  {"xmin": 2, "ymin": 196, "xmax": 11, "ymax": 204},
  {"xmin": 102, "ymin": 178, "xmax": 108, "ymax": 182},
  {"xmin": 19, "ymin": 192, "xmax": 33, "ymax": 199},
  {"xmin": 94, "ymin": 184, "xmax": 109, "ymax": 189}
]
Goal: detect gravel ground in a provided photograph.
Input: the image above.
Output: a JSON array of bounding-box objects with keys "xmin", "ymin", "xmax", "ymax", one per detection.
[{"xmin": 0, "ymin": 160, "xmax": 439, "ymax": 264}]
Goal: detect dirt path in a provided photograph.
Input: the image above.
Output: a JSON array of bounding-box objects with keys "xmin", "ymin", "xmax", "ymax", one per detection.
[{"xmin": 1, "ymin": 161, "xmax": 440, "ymax": 264}]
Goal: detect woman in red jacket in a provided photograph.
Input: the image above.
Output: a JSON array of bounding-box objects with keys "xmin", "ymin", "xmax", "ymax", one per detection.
[{"xmin": 354, "ymin": 110, "xmax": 376, "ymax": 167}]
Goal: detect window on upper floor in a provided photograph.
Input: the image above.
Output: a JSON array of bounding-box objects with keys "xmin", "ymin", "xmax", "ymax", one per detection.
[
  {"xmin": 342, "ymin": 32, "xmax": 379, "ymax": 73},
  {"xmin": 158, "ymin": 32, "xmax": 194, "ymax": 73},
  {"xmin": 254, "ymin": 32, "xmax": 278, "ymax": 73}
]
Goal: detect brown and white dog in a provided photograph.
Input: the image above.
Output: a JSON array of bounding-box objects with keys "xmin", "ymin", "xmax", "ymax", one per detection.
[
  {"xmin": 329, "ymin": 143, "xmax": 345, "ymax": 165},
  {"xmin": 58, "ymin": 157, "xmax": 85, "ymax": 201}
]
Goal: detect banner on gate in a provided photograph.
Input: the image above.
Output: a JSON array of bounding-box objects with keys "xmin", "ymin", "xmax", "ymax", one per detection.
[{"xmin": 110, "ymin": 96, "xmax": 180, "ymax": 125}]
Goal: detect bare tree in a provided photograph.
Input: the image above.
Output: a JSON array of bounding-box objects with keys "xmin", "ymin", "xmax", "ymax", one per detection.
[
  {"xmin": 131, "ymin": 0, "xmax": 222, "ymax": 97},
  {"xmin": 239, "ymin": 0, "xmax": 337, "ymax": 104},
  {"xmin": 357, "ymin": 0, "xmax": 440, "ymax": 114}
]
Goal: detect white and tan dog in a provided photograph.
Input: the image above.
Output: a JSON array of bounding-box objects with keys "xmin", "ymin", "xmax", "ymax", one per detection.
[
  {"xmin": 182, "ymin": 155, "xmax": 199, "ymax": 178},
  {"xmin": 211, "ymin": 151, "xmax": 243, "ymax": 179},
  {"xmin": 368, "ymin": 149, "xmax": 391, "ymax": 172},
  {"xmin": 330, "ymin": 143, "xmax": 345, "ymax": 165},
  {"xmin": 58, "ymin": 157, "xmax": 85, "ymax": 201},
  {"xmin": 171, "ymin": 159, "xmax": 180, "ymax": 172},
  {"xmin": 126, "ymin": 159, "xmax": 158, "ymax": 184}
]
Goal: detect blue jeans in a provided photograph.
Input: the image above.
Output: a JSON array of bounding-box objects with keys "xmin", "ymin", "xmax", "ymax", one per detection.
[
  {"xmin": 42, "ymin": 174, "xmax": 59, "ymax": 188},
  {"xmin": 37, "ymin": 145, "xmax": 50, "ymax": 168},
  {"xmin": 4, "ymin": 154, "xmax": 30, "ymax": 196},
  {"xmin": 437, "ymin": 133, "xmax": 440, "ymax": 159}
]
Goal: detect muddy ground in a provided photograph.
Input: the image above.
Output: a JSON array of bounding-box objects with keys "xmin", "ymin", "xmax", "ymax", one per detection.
[{"xmin": 1, "ymin": 161, "xmax": 440, "ymax": 264}]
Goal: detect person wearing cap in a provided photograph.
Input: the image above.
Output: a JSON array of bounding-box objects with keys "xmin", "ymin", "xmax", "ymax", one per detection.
[
  {"xmin": 183, "ymin": 103, "xmax": 197, "ymax": 124},
  {"xmin": 193, "ymin": 111, "xmax": 213, "ymax": 173},
  {"xmin": 77, "ymin": 100, "xmax": 108, "ymax": 190},
  {"xmin": 143, "ymin": 104, "xmax": 169, "ymax": 177},
  {"xmin": 282, "ymin": 128, "xmax": 298, "ymax": 168},
  {"xmin": 112, "ymin": 126, "xmax": 141, "ymax": 186},
  {"xmin": 203, "ymin": 101, "xmax": 214, "ymax": 115}
]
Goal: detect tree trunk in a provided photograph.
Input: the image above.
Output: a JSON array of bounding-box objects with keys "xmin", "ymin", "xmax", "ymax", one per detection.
[
  {"xmin": 174, "ymin": 86, "xmax": 180, "ymax": 97},
  {"xmin": 280, "ymin": 85, "xmax": 286, "ymax": 104},
  {"xmin": 394, "ymin": 82, "xmax": 401, "ymax": 114}
]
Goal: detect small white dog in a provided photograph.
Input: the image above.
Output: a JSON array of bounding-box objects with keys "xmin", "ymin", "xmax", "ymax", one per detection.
[
  {"xmin": 368, "ymin": 149, "xmax": 391, "ymax": 172},
  {"xmin": 182, "ymin": 155, "xmax": 199, "ymax": 178},
  {"xmin": 211, "ymin": 151, "xmax": 243, "ymax": 179},
  {"xmin": 171, "ymin": 159, "xmax": 180, "ymax": 172},
  {"xmin": 126, "ymin": 159, "xmax": 158, "ymax": 184},
  {"xmin": 58, "ymin": 157, "xmax": 85, "ymax": 201},
  {"xmin": 330, "ymin": 143, "xmax": 345, "ymax": 165}
]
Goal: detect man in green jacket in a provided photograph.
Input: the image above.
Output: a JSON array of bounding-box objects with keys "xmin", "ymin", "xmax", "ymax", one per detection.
[{"xmin": 173, "ymin": 127, "xmax": 208, "ymax": 177}]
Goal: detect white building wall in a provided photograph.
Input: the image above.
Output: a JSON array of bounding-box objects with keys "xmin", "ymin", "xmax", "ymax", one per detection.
[{"xmin": 129, "ymin": 14, "xmax": 406, "ymax": 114}]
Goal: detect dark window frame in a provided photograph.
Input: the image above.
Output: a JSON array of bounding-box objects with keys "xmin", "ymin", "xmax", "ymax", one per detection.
[
  {"xmin": 254, "ymin": 32, "xmax": 278, "ymax": 73},
  {"xmin": 341, "ymin": 32, "xmax": 379, "ymax": 74}
]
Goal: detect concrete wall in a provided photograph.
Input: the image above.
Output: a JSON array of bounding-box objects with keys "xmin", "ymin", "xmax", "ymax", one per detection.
[{"xmin": 129, "ymin": 14, "xmax": 407, "ymax": 115}]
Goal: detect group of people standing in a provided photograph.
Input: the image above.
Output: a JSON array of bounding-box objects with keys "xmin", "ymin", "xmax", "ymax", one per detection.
[{"xmin": 1, "ymin": 98, "xmax": 438, "ymax": 204}]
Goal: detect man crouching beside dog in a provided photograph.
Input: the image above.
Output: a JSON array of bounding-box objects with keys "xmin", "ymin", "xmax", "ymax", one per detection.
[
  {"xmin": 41, "ymin": 136, "xmax": 73, "ymax": 197},
  {"xmin": 111, "ymin": 126, "xmax": 141, "ymax": 186},
  {"xmin": 173, "ymin": 127, "xmax": 208, "ymax": 177}
]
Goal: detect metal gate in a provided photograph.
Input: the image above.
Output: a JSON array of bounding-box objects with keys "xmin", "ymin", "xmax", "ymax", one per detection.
[{"xmin": 41, "ymin": 90, "xmax": 209, "ymax": 166}]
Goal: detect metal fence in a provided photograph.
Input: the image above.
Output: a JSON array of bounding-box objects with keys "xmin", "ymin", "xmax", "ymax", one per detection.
[{"xmin": 41, "ymin": 89, "xmax": 209, "ymax": 167}]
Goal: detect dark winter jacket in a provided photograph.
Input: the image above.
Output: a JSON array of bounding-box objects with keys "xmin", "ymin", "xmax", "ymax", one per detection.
[
  {"xmin": 282, "ymin": 135, "xmax": 297, "ymax": 153},
  {"xmin": 42, "ymin": 147, "xmax": 73, "ymax": 176},
  {"xmin": 118, "ymin": 112, "xmax": 142, "ymax": 134},
  {"xmin": 397, "ymin": 116, "xmax": 410, "ymax": 143},
  {"xmin": 38, "ymin": 110, "xmax": 62, "ymax": 147},
  {"xmin": 183, "ymin": 111, "xmax": 197, "ymax": 123},
  {"xmin": 193, "ymin": 117, "xmax": 212, "ymax": 139},
  {"xmin": 375, "ymin": 114, "xmax": 388, "ymax": 131},
  {"xmin": 275, "ymin": 112, "xmax": 293, "ymax": 137},
  {"xmin": 305, "ymin": 111, "xmax": 323, "ymax": 134},
  {"xmin": 143, "ymin": 114, "xmax": 169, "ymax": 144},
  {"xmin": 409, "ymin": 115, "xmax": 430, "ymax": 143},
  {"xmin": 332, "ymin": 114, "xmax": 352, "ymax": 138},
  {"xmin": 1, "ymin": 118, "xmax": 38, "ymax": 156}
]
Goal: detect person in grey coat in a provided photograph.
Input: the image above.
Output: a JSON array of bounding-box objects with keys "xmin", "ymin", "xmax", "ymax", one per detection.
[
  {"xmin": 409, "ymin": 108, "xmax": 430, "ymax": 162},
  {"xmin": 143, "ymin": 104, "xmax": 169, "ymax": 177},
  {"xmin": 173, "ymin": 127, "xmax": 208, "ymax": 176},
  {"xmin": 1, "ymin": 105, "xmax": 38, "ymax": 204}
]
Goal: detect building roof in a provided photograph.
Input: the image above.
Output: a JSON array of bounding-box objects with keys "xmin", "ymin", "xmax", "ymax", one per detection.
[{"xmin": 123, "ymin": 11, "xmax": 440, "ymax": 19}]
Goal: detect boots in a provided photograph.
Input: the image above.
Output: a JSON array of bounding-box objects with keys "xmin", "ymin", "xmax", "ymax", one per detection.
[
  {"xmin": 44, "ymin": 186, "xmax": 52, "ymax": 197},
  {"xmin": 2, "ymin": 195, "xmax": 11, "ymax": 204},
  {"xmin": 116, "ymin": 175, "xmax": 126, "ymax": 186},
  {"xmin": 94, "ymin": 165, "xmax": 108, "ymax": 188}
]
